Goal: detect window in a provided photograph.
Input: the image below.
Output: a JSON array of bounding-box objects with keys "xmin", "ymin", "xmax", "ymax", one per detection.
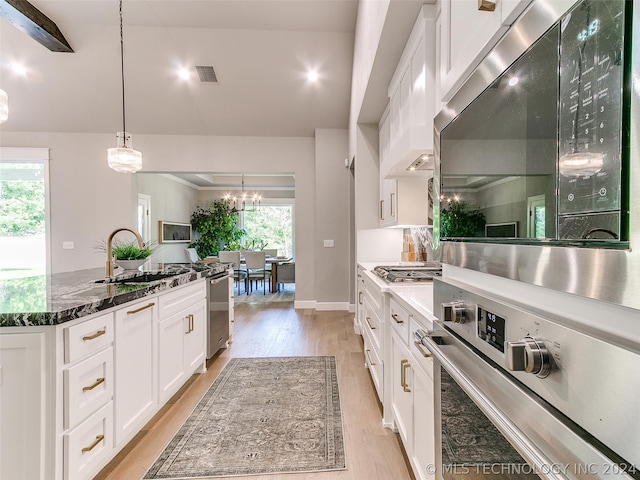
[
  {"xmin": 0, "ymin": 149, "xmax": 50, "ymax": 279},
  {"xmin": 242, "ymin": 205, "xmax": 293, "ymax": 257}
]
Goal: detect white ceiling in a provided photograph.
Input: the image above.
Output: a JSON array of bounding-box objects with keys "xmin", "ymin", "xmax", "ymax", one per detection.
[{"xmin": 0, "ymin": 0, "xmax": 359, "ymax": 137}]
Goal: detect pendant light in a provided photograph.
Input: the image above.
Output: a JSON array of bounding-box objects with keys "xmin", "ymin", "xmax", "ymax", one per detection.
[
  {"xmin": 0, "ymin": 89, "xmax": 8, "ymax": 123},
  {"xmin": 107, "ymin": 0, "xmax": 142, "ymax": 173}
]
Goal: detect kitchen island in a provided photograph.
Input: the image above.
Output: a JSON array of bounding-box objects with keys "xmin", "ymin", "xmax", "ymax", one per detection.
[{"xmin": 0, "ymin": 262, "xmax": 229, "ymax": 480}]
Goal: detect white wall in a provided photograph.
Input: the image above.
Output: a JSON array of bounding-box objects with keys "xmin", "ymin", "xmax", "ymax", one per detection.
[
  {"xmin": 314, "ymin": 129, "xmax": 350, "ymax": 308},
  {"xmin": 0, "ymin": 129, "xmax": 349, "ymax": 306},
  {"xmin": 136, "ymin": 174, "xmax": 200, "ymax": 264}
]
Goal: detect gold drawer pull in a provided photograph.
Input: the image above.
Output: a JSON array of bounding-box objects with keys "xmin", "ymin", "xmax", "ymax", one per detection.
[
  {"xmin": 401, "ymin": 359, "xmax": 411, "ymax": 393},
  {"xmin": 82, "ymin": 329, "xmax": 106, "ymax": 341},
  {"xmin": 185, "ymin": 314, "xmax": 194, "ymax": 334},
  {"xmin": 81, "ymin": 434, "xmax": 104, "ymax": 453},
  {"xmin": 365, "ymin": 349, "xmax": 376, "ymax": 366},
  {"xmin": 414, "ymin": 341, "xmax": 433, "ymax": 358},
  {"xmin": 365, "ymin": 316, "xmax": 376, "ymax": 330},
  {"xmin": 391, "ymin": 313, "xmax": 403, "ymax": 324},
  {"xmin": 127, "ymin": 302, "xmax": 155, "ymax": 315},
  {"xmin": 358, "ymin": 291, "xmax": 363, "ymax": 305},
  {"xmin": 82, "ymin": 377, "xmax": 105, "ymax": 392}
]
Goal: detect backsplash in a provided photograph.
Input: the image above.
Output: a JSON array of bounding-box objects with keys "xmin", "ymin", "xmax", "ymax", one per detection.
[{"xmin": 407, "ymin": 226, "xmax": 433, "ymax": 261}]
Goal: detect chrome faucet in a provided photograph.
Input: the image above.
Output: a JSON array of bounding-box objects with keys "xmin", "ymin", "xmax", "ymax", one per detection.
[{"xmin": 105, "ymin": 227, "xmax": 144, "ymax": 278}]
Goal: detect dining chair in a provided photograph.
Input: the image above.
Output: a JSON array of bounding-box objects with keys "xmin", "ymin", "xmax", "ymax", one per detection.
[
  {"xmin": 218, "ymin": 250, "xmax": 247, "ymax": 294},
  {"xmin": 276, "ymin": 262, "xmax": 295, "ymax": 292},
  {"xmin": 262, "ymin": 249, "xmax": 278, "ymax": 275},
  {"xmin": 243, "ymin": 251, "xmax": 271, "ymax": 294},
  {"xmin": 185, "ymin": 248, "xmax": 199, "ymax": 263}
]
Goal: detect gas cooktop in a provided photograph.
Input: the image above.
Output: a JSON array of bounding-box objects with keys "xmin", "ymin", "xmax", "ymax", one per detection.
[{"xmin": 373, "ymin": 262, "xmax": 442, "ymax": 283}]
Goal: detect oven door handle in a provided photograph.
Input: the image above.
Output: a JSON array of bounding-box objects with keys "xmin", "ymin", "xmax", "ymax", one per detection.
[{"xmin": 419, "ymin": 333, "xmax": 564, "ymax": 479}]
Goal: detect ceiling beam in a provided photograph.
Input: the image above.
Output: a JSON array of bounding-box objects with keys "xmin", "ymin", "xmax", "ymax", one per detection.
[{"xmin": 0, "ymin": 0, "xmax": 73, "ymax": 52}]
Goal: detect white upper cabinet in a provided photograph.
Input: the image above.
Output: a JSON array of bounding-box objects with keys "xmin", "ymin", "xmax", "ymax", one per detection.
[
  {"xmin": 381, "ymin": 5, "xmax": 438, "ymax": 178},
  {"xmin": 437, "ymin": 0, "xmax": 533, "ymax": 103}
]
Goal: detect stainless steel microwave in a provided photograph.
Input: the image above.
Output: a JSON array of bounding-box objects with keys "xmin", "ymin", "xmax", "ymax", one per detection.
[{"xmin": 433, "ymin": 0, "xmax": 640, "ymax": 310}]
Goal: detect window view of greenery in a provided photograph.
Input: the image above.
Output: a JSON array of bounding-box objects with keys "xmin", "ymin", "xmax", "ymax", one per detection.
[
  {"xmin": 0, "ymin": 162, "xmax": 46, "ymax": 279},
  {"xmin": 243, "ymin": 205, "xmax": 293, "ymax": 257}
]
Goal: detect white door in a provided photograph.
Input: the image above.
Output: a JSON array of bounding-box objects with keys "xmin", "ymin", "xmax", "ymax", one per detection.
[
  {"xmin": 137, "ymin": 194, "xmax": 151, "ymax": 242},
  {"xmin": 527, "ymin": 195, "xmax": 546, "ymax": 238}
]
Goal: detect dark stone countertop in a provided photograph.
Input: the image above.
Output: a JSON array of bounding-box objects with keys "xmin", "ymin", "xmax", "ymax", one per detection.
[{"xmin": 0, "ymin": 262, "xmax": 229, "ymax": 327}]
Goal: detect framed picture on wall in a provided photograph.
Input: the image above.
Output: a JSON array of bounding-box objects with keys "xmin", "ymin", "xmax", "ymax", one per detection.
[
  {"xmin": 159, "ymin": 221, "xmax": 192, "ymax": 243},
  {"xmin": 485, "ymin": 222, "xmax": 518, "ymax": 238}
]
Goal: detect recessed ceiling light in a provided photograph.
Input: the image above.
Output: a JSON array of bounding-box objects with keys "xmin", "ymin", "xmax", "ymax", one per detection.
[
  {"xmin": 508, "ymin": 76, "xmax": 519, "ymax": 86},
  {"xmin": 178, "ymin": 68, "xmax": 191, "ymax": 80},
  {"xmin": 10, "ymin": 63, "xmax": 27, "ymax": 76},
  {"xmin": 306, "ymin": 69, "xmax": 319, "ymax": 82}
]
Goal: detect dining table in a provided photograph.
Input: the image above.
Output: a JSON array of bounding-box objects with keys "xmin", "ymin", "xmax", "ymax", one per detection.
[{"xmin": 201, "ymin": 254, "xmax": 293, "ymax": 292}]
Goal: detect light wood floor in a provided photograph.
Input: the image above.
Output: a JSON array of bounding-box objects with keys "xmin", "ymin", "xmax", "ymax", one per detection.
[{"xmin": 94, "ymin": 302, "xmax": 413, "ymax": 480}]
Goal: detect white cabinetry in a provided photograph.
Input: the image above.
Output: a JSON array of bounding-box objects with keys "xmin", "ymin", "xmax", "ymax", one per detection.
[
  {"xmin": 158, "ymin": 281, "xmax": 207, "ymax": 403},
  {"xmin": 360, "ymin": 272, "xmax": 385, "ymax": 405},
  {"xmin": 437, "ymin": 0, "xmax": 532, "ymax": 102},
  {"xmin": 62, "ymin": 312, "xmax": 115, "ymax": 480},
  {"xmin": 114, "ymin": 299, "xmax": 157, "ymax": 445},
  {"xmin": 388, "ymin": 298, "xmax": 435, "ymax": 480},
  {"xmin": 379, "ymin": 176, "xmax": 430, "ymax": 228},
  {"xmin": 382, "ymin": 5, "xmax": 437, "ymax": 177},
  {"xmin": 0, "ymin": 331, "xmax": 47, "ymax": 480}
]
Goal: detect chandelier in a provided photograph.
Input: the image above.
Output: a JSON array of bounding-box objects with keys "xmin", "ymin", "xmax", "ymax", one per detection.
[
  {"xmin": 107, "ymin": 0, "xmax": 142, "ymax": 173},
  {"xmin": 224, "ymin": 175, "xmax": 261, "ymax": 212}
]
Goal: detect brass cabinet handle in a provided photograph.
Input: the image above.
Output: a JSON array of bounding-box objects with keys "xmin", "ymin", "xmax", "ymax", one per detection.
[
  {"xmin": 414, "ymin": 341, "xmax": 433, "ymax": 358},
  {"xmin": 127, "ymin": 302, "xmax": 155, "ymax": 315},
  {"xmin": 390, "ymin": 192, "xmax": 395, "ymax": 217},
  {"xmin": 82, "ymin": 377, "xmax": 105, "ymax": 392},
  {"xmin": 391, "ymin": 313, "xmax": 403, "ymax": 324},
  {"xmin": 185, "ymin": 314, "xmax": 195, "ymax": 334},
  {"xmin": 401, "ymin": 359, "xmax": 411, "ymax": 392},
  {"xmin": 478, "ymin": 0, "xmax": 496, "ymax": 11},
  {"xmin": 82, "ymin": 329, "xmax": 106, "ymax": 341},
  {"xmin": 365, "ymin": 349, "xmax": 376, "ymax": 366},
  {"xmin": 380, "ymin": 200, "xmax": 384, "ymax": 220},
  {"xmin": 358, "ymin": 291, "xmax": 363, "ymax": 305},
  {"xmin": 365, "ymin": 316, "xmax": 376, "ymax": 330},
  {"xmin": 81, "ymin": 435, "xmax": 104, "ymax": 453}
]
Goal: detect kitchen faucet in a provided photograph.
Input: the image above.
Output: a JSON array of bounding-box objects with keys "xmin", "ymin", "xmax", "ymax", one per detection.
[{"xmin": 105, "ymin": 227, "xmax": 144, "ymax": 278}]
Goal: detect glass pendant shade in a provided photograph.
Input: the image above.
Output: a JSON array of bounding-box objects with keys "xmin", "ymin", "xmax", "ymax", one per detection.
[
  {"xmin": 107, "ymin": 131, "xmax": 142, "ymax": 173},
  {"xmin": 559, "ymin": 150, "xmax": 604, "ymax": 178},
  {"xmin": 0, "ymin": 89, "xmax": 8, "ymax": 123}
]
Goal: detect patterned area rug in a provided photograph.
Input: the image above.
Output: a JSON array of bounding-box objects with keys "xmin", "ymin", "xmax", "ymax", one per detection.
[
  {"xmin": 143, "ymin": 356, "xmax": 346, "ymax": 479},
  {"xmin": 234, "ymin": 284, "xmax": 295, "ymax": 304},
  {"xmin": 441, "ymin": 370, "xmax": 528, "ymax": 466}
]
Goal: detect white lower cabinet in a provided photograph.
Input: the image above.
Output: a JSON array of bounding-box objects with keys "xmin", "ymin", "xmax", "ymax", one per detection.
[
  {"xmin": 0, "ymin": 331, "xmax": 47, "ymax": 480},
  {"xmin": 388, "ymin": 298, "xmax": 436, "ymax": 480},
  {"xmin": 158, "ymin": 298, "xmax": 206, "ymax": 403},
  {"xmin": 114, "ymin": 299, "xmax": 157, "ymax": 445}
]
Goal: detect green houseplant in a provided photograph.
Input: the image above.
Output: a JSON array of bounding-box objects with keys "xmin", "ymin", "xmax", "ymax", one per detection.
[
  {"xmin": 95, "ymin": 239, "xmax": 159, "ymax": 271},
  {"xmin": 190, "ymin": 199, "xmax": 246, "ymax": 258},
  {"xmin": 440, "ymin": 200, "xmax": 486, "ymax": 238}
]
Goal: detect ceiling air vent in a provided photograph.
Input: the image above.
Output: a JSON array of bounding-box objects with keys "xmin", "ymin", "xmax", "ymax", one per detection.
[{"xmin": 195, "ymin": 66, "xmax": 219, "ymax": 83}]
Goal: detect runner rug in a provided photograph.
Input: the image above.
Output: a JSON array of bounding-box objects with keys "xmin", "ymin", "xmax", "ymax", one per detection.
[{"xmin": 143, "ymin": 356, "xmax": 346, "ymax": 479}]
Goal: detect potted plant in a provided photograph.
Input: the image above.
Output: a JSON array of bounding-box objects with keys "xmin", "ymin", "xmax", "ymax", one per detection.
[
  {"xmin": 190, "ymin": 199, "xmax": 246, "ymax": 257},
  {"xmin": 440, "ymin": 200, "xmax": 486, "ymax": 238},
  {"xmin": 96, "ymin": 239, "xmax": 159, "ymax": 270}
]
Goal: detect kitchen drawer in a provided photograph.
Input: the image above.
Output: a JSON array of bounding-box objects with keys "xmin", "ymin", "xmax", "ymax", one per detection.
[
  {"xmin": 158, "ymin": 280, "xmax": 206, "ymax": 319},
  {"xmin": 363, "ymin": 300, "xmax": 383, "ymax": 352},
  {"xmin": 64, "ymin": 347, "xmax": 113, "ymax": 429},
  {"xmin": 389, "ymin": 298, "xmax": 410, "ymax": 345},
  {"xmin": 363, "ymin": 327, "xmax": 383, "ymax": 402},
  {"xmin": 63, "ymin": 401, "xmax": 113, "ymax": 480},
  {"xmin": 64, "ymin": 313, "xmax": 114, "ymax": 364}
]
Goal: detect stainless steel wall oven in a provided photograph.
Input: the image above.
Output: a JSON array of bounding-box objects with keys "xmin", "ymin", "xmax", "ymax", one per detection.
[
  {"xmin": 433, "ymin": 0, "xmax": 640, "ymax": 311},
  {"xmin": 414, "ymin": 277, "xmax": 640, "ymax": 480}
]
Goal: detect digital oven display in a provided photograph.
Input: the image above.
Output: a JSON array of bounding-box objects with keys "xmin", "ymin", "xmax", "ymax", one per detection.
[{"xmin": 477, "ymin": 307, "xmax": 506, "ymax": 353}]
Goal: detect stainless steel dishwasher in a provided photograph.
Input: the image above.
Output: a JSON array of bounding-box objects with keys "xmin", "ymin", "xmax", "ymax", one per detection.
[{"xmin": 207, "ymin": 268, "xmax": 232, "ymax": 359}]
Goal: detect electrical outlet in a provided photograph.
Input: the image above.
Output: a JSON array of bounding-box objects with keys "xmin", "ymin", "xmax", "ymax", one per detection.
[
  {"xmin": 323, "ymin": 239, "xmax": 334, "ymax": 248},
  {"xmin": 62, "ymin": 241, "xmax": 74, "ymax": 250}
]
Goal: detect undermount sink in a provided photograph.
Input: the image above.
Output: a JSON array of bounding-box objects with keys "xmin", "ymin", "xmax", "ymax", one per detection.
[{"xmin": 94, "ymin": 271, "xmax": 183, "ymax": 284}]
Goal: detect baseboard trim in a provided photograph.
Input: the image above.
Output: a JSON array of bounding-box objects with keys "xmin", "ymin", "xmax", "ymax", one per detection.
[
  {"xmin": 316, "ymin": 301, "xmax": 350, "ymax": 311},
  {"xmin": 294, "ymin": 300, "xmax": 316, "ymax": 310}
]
